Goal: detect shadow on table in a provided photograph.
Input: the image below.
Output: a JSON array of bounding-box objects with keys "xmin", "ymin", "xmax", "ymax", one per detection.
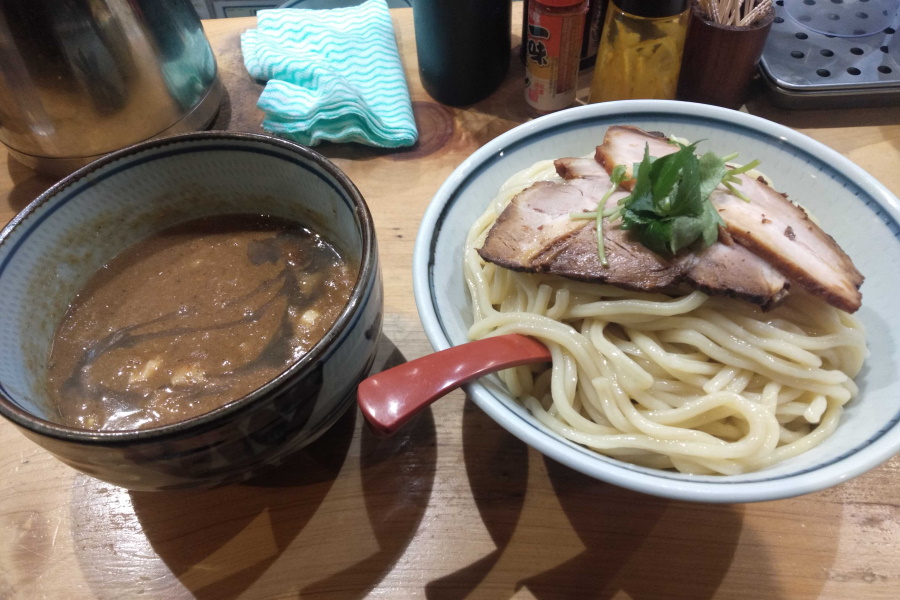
[
  {"xmin": 3, "ymin": 156, "xmax": 58, "ymax": 214},
  {"xmin": 129, "ymin": 406, "xmax": 357, "ymax": 598},
  {"xmin": 298, "ymin": 339, "xmax": 439, "ymax": 598},
  {"xmin": 745, "ymin": 80, "xmax": 900, "ymax": 130},
  {"xmin": 378, "ymin": 57, "xmax": 534, "ymax": 164},
  {"xmin": 69, "ymin": 334, "xmax": 437, "ymax": 600},
  {"xmin": 424, "ymin": 397, "xmax": 530, "ymax": 599},
  {"xmin": 424, "ymin": 397, "xmax": 786, "ymax": 600},
  {"xmin": 519, "ymin": 458, "xmax": 745, "ymax": 600}
]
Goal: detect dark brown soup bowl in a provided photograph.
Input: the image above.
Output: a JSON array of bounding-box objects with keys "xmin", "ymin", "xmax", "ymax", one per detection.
[{"xmin": 0, "ymin": 132, "xmax": 382, "ymax": 490}]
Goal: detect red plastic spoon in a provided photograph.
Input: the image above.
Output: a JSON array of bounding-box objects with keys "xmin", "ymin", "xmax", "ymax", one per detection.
[{"xmin": 357, "ymin": 334, "xmax": 551, "ymax": 437}]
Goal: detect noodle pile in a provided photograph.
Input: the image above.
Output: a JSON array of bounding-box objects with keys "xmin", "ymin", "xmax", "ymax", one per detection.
[{"xmin": 465, "ymin": 160, "xmax": 867, "ymax": 475}]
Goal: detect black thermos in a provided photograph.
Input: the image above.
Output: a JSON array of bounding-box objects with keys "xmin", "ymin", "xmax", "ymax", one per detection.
[{"xmin": 412, "ymin": 0, "xmax": 512, "ymax": 106}]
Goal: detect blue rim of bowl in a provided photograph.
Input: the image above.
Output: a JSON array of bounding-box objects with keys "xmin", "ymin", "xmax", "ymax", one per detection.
[
  {"xmin": 0, "ymin": 131, "xmax": 378, "ymax": 445},
  {"xmin": 413, "ymin": 99, "xmax": 900, "ymax": 503}
]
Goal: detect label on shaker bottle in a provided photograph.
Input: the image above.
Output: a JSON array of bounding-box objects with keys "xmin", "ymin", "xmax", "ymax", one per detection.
[{"xmin": 525, "ymin": 2, "xmax": 586, "ymax": 113}]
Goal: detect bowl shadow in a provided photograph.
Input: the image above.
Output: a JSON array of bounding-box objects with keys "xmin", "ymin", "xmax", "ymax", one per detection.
[
  {"xmin": 3, "ymin": 156, "xmax": 58, "ymax": 215},
  {"xmin": 69, "ymin": 334, "xmax": 437, "ymax": 600},
  {"xmin": 523, "ymin": 457, "xmax": 747, "ymax": 600},
  {"xmin": 100, "ymin": 408, "xmax": 356, "ymax": 600},
  {"xmin": 425, "ymin": 397, "xmax": 757, "ymax": 600},
  {"xmin": 424, "ymin": 396, "xmax": 530, "ymax": 599},
  {"xmin": 296, "ymin": 336, "xmax": 439, "ymax": 597}
]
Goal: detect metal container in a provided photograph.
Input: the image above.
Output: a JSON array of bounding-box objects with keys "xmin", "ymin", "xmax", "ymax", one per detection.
[
  {"xmin": 758, "ymin": 3, "xmax": 900, "ymax": 109},
  {"xmin": 0, "ymin": 0, "xmax": 224, "ymax": 177}
]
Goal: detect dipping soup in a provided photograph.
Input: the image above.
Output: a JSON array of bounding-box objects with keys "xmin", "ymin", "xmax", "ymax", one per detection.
[{"xmin": 46, "ymin": 214, "xmax": 357, "ymax": 431}]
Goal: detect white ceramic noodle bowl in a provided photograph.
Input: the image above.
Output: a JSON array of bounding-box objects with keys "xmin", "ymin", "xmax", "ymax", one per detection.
[{"xmin": 412, "ymin": 100, "xmax": 900, "ymax": 503}]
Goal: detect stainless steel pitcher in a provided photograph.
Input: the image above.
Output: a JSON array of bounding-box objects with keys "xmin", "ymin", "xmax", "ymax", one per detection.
[{"xmin": 0, "ymin": 0, "xmax": 224, "ymax": 177}]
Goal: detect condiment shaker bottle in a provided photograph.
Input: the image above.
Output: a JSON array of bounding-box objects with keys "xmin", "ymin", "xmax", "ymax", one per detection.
[
  {"xmin": 521, "ymin": 0, "xmax": 609, "ymax": 71},
  {"xmin": 588, "ymin": 0, "xmax": 690, "ymax": 103},
  {"xmin": 413, "ymin": 0, "xmax": 511, "ymax": 106},
  {"xmin": 525, "ymin": 0, "xmax": 588, "ymax": 113}
]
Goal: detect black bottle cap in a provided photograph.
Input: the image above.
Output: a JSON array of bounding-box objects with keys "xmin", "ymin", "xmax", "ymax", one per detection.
[{"xmin": 613, "ymin": 0, "xmax": 690, "ymax": 18}]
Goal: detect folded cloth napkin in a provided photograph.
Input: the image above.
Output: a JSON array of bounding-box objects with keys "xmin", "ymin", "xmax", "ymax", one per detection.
[{"xmin": 241, "ymin": 0, "xmax": 418, "ymax": 148}]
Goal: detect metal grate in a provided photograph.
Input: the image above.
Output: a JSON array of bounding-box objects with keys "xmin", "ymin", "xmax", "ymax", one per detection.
[{"xmin": 759, "ymin": 1, "xmax": 900, "ymax": 107}]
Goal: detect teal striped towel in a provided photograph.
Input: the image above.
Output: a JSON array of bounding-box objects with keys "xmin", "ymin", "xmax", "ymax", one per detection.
[{"xmin": 241, "ymin": 0, "xmax": 417, "ymax": 148}]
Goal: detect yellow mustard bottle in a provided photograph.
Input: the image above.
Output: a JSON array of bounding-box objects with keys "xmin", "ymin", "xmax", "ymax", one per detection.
[{"xmin": 589, "ymin": 0, "xmax": 690, "ymax": 102}]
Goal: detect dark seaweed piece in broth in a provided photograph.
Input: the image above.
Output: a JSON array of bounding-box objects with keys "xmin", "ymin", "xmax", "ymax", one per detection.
[{"xmin": 46, "ymin": 214, "xmax": 357, "ymax": 431}]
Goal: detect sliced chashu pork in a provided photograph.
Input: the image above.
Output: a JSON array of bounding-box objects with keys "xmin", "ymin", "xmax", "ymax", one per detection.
[
  {"xmin": 710, "ymin": 173, "xmax": 862, "ymax": 313},
  {"xmin": 596, "ymin": 125, "xmax": 864, "ymax": 312},
  {"xmin": 478, "ymin": 158, "xmax": 790, "ymax": 308},
  {"xmin": 595, "ymin": 125, "xmax": 677, "ymax": 183},
  {"xmin": 478, "ymin": 175, "xmax": 623, "ymax": 267}
]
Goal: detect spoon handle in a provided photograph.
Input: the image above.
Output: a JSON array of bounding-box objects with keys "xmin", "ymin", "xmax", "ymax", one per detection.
[{"xmin": 357, "ymin": 333, "xmax": 551, "ymax": 437}]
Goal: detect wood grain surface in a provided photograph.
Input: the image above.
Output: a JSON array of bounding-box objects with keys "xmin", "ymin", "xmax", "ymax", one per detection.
[{"xmin": 1, "ymin": 8, "xmax": 899, "ymax": 600}]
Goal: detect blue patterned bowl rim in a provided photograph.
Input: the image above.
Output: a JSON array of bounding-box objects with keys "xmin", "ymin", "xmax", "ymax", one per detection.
[
  {"xmin": 413, "ymin": 99, "xmax": 900, "ymax": 503},
  {"xmin": 0, "ymin": 131, "xmax": 378, "ymax": 444}
]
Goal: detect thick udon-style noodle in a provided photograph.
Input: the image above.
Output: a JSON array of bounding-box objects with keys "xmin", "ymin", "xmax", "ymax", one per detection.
[{"xmin": 464, "ymin": 159, "xmax": 867, "ymax": 475}]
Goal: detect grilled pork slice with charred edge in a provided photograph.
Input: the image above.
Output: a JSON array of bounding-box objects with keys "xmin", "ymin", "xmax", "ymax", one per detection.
[
  {"xmin": 595, "ymin": 125, "xmax": 677, "ymax": 185},
  {"xmin": 478, "ymin": 159, "xmax": 791, "ymax": 309},
  {"xmin": 596, "ymin": 125, "xmax": 864, "ymax": 312}
]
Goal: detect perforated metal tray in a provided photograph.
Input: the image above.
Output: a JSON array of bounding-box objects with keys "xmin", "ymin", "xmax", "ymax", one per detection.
[{"xmin": 759, "ymin": 2, "xmax": 900, "ymax": 108}]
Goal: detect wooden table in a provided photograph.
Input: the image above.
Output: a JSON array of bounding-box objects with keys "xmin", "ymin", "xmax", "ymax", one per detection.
[{"xmin": 2, "ymin": 8, "xmax": 899, "ymax": 600}]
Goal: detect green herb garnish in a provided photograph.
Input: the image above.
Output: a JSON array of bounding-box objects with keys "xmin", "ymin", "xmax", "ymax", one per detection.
[
  {"xmin": 571, "ymin": 142, "xmax": 757, "ymax": 262},
  {"xmin": 615, "ymin": 142, "xmax": 727, "ymax": 255},
  {"xmin": 719, "ymin": 152, "xmax": 761, "ymax": 202},
  {"xmin": 571, "ymin": 164, "xmax": 628, "ymax": 266}
]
